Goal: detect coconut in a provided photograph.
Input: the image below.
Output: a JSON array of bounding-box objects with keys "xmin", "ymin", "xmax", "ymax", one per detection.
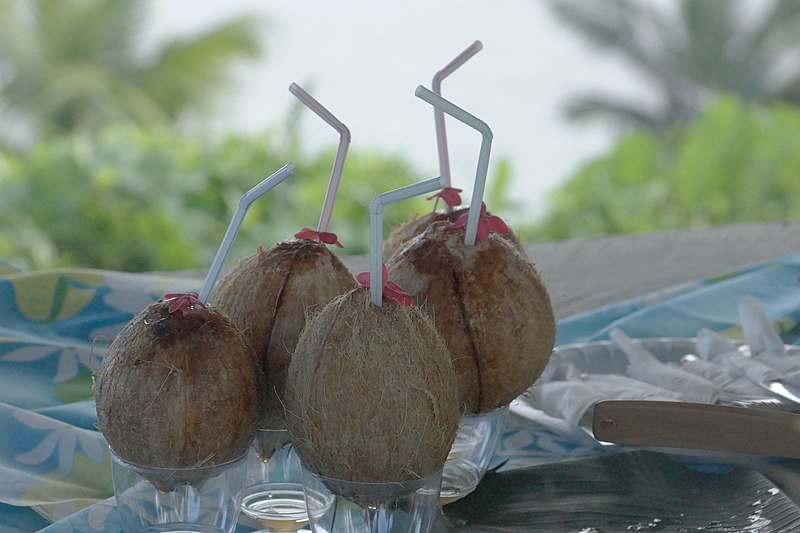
[
  {"xmin": 94, "ymin": 296, "xmax": 262, "ymax": 489},
  {"xmin": 388, "ymin": 221, "xmax": 555, "ymax": 414},
  {"xmin": 383, "ymin": 206, "xmax": 524, "ymax": 260},
  {"xmin": 209, "ymin": 239, "xmax": 357, "ymax": 446},
  {"xmin": 285, "ymin": 288, "xmax": 460, "ymax": 506}
]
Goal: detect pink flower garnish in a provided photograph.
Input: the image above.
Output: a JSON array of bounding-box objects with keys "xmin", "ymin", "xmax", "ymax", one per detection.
[
  {"xmin": 356, "ymin": 264, "xmax": 413, "ymax": 307},
  {"xmin": 294, "ymin": 228, "xmax": 344, "ymax": 248},
  {"xmin": 427, "ymin": 187, "xmax": 462, "ymax": 211},
  {"xmin": 163, "ymin": 292, "xmax": 206, "ymax": 314},
  {"xmin": 452, "ymin": 202, "xmax": 511, "ymax": 242}
]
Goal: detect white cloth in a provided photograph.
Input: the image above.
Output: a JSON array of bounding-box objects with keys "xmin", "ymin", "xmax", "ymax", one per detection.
[
  {"xmin": 679, "ymin": 356, "xmax": 770, "ymax": 398},
  {"xmin": 756, "ymin": 353, "xmax": 800, "ymax": 374},
  {"xmin": 713, "ymin": 351, "xmax": 782, "ymax": 384},
  {"xmin": 695, "ymin": 328, "xmax": 739, "ymax": 360},
  {"xmin": 738, "ymin": 297, "xmax": 800, "ymax": 383},
  {"xmin": 530, "ymin": 378, "xmax": 681, "ymax": 428},
  {"xmin": 696, "ymin": 311, "xmax": 800, "ymax": 394},
  {"xmin": 519, "ymin": 303, "xmax": 794, "ymax": 440},
  {"xmin": 740, "ymin": 296, "xmax": 786, "ymax": 357},
  {"xmin": 611, "ymin": 328, "xmax": 727, "ymax": 404}
]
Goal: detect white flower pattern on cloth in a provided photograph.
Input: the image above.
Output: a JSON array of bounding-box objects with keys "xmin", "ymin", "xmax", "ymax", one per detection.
[
  {"xmin": 101, "ymin": 270, "xmax": 199, "ymax": 315},
  {"xmin": 2, "ymin": 344, "xmax": 100, "ymax": 383},
  {"xmin": 89, "ymin": 270, "xmax": 200, "ymax": 344},
  {"xmin": 87, "ymin": 499, "xmax": 117, "ymax": 530},
  {"xmin": 13, "ymin": 410, "xmax": 105, "ymax": 479}
]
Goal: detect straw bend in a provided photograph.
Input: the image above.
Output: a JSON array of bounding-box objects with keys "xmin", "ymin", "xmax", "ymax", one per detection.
[
  {"xmin": 431, "ymin": 40, "xmax": 483, "ymax": 191},
  {"xmin": 289, "ymin": 82, "xmax": 351, "ymax": 234},
  {"xmin": 414, "ymin": 85, "xmax": 493, "ymax": 246},
  {"xmin": 289, "ymin": 82, "xmax": 352, "ymax": 141},
  {"xmin": 432, "ymin": 40, "xmax": 483, "ymax": 90},
  {"xmin": 368, "ymin": 177, "xmax": 442, "ymax": 306},
  {"xmin": 198, "ymin": 163, "xmax": 296, "ymax": 303},
  {"xmin": 417, "ymin": 85, "xmax": 492, "ymax": 141}
]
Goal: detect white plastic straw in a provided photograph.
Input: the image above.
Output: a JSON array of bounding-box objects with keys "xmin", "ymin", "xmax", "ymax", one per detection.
[
  {"xmin": 289, "ymin": 82, "xmax": 351, "ymax": 234},
  {"xmin": 432, "ymin": 40, "xmax": 482, "ymax": 190},
  {"xmin": 198, "ymin": 163, "xmax": 296, "ymax": 303},
  {"xmin": 369, "ymin": 177, "xmax": 443, "ymax": 306},
  {"xmin": 415, "ymin": 85, "xmax": 492, "ymax": 246}
]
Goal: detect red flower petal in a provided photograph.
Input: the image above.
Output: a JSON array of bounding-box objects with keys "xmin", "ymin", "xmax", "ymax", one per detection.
[
  {"xmin": 427, "ymin": 187, "xmax": 463, "ymax": 211},
  {"xmin": 163, "ymin": 292, "xmax": 204, "ymax": 314},
  {"xmin": 441, "ymin": 187, "xmax": 462, "ymax": 207},
  {"xmin": 451, "ymin": 203, "xmax": 510, "ymax": 242},
  {"xmin": 486, "ymin": 215, "xmax": 510, "ymax": 235},
  {"xmin": 164, "ymin": 292, "xmax": 195, "ymax": 300},
  {"xmin": 385, "ymin": 280, "xmax": 403, "ymax": 292},
  {"xmin": 294, "ymin": 228, "xmax": 317, "ymax": 240},
  {"xmin": 168, "ymin": 298, "xmax": 185, "ymax": 314},
  {"xmin": 476, "ymin": 220, "xmax": 491, "ymax": 242},
  {"xmin": 356, "ymin": 271, "xmax": 371, "ymax": 287},
  {"xmin": 318, "ymin": 231, "xmax": 344, "ymax": 248},
  {"xmin": 295, "ymin": 228, "xmax": 344, "ymax": 248},
  {"xmin": 356, "ymin": 265, "xmax": 412, "ymax": 306},
  {"xmin": 452, "ymin": 212, "xmax": 468, "ymax": 229},
  {"xmin": 384, "ymin": 286, "xmax": 413, "ymax": 306}
]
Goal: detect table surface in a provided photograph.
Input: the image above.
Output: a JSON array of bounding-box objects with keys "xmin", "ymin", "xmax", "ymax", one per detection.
[
  {"xmin": 343, "ymin": 219, "xmax": 800, "ymax": 318},
  {"xmin": 4, "ymin": 219, "xmax": 800, "ymax": 532}
]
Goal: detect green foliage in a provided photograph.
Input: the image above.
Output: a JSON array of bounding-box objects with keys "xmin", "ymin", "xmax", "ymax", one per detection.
[
  {"xmin": 0, "ymin": 0, "xmax": 522, "ymax": 273},
  {"xmin": 0, "ymin": 0, "xmax": 262, "ymax": 143},
  {"xmin": 547, "ymin": 0, "xmax": 800, "ymax": 130},
  {"xmin": 0, "ymin": 125, "xmax": 430, "ymax": 271},
  {"xmin": 527, "ymin": 96, "xmax": 800, "ymax": 241}
]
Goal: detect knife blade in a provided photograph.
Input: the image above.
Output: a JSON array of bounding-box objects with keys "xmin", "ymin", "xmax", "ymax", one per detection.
[
  {"xmin": 764, "ymin": 381, "xmax": 800, "ymax": 407},
  {"xmin": 592, "ymin": 400, "xmax": 800, "ymax": 459},
  {"xmin": 717, "ymin": 352, "xmax": 800, "ymax": 408}
]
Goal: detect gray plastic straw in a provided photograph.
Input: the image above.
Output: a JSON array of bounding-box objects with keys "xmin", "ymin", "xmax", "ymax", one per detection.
[
  {"xmin": 198, "ymin": 163, "xmax": 295, "ymax": 303},
  {"xmin": 415, "ymin": 86, "xmax": 493, "ymax": 246},
  {"xmin": 289, "ymin": 82, "xmax": 350, "ymax": 234},
  {"xmin": 432, "ymin": 40, "xmax": 483, "ymax": 189},
  {"xmin": 369, "ymin": 177, "xmax": 443, "ymax": 306}
]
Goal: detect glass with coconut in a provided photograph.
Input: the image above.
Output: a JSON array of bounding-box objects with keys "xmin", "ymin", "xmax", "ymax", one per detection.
[
  {"xmin": 300, "ymin": 464, "xmax": 442, "ymax": 533},
  {"xmin": 439, "ymin": 404, "xmax": 509, "ymax": 505},
  {"xmin": 110, "ymin": 448, "xmax": 248, "ymax": 533},
  {"xmin": 238, "ymin": 428, "xmax": 309, "ymax": 532}
]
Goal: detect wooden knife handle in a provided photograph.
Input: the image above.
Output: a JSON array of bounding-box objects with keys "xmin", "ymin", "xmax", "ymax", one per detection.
[{"xmin": 592, "ymin": 400, "xmax": 800, "ymax": 459}]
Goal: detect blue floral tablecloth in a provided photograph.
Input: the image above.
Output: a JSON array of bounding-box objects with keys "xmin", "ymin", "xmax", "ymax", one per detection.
[{"xmin": 0, "ymin": 253, "xmax": 799, "ymax": 532}]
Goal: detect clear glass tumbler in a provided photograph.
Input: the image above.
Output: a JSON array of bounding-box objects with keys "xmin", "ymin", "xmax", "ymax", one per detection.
[
  {"xmin": 239, "ymin": 428, "xmax": 309, "ymax": 532},
  {"xmin": 439, "ymin": 404, "xmax": 509, "ymax": 504},
  {"xmin": 110, "ymin": 448, "xmax": 248, "ymax": 533},
  {"xmin": 301, "ymin": 465, "xmax": 442, "ymax": 533}
]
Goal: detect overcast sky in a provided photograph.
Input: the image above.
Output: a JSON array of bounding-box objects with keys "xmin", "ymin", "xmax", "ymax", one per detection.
[{"xmin": 147, "ymin": 1, "xmax": 653, "ymax": 218}]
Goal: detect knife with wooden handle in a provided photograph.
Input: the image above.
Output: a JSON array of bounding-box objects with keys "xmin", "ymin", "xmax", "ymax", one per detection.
[{"xmin": 592, "ymin": 400, "xmax": 800, "ymax": 459}]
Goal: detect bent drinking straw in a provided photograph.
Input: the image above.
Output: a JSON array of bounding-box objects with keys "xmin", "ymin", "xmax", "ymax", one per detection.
[
  {"xmin": 432, "ymin": 40, "xmax": 483, "ymax": 192},
  {"xmin": 198, "ymin": 163, "xmax": 296, "ymax": 303},
  {"xmin": 369, "ymin": 177, "xmax": 443, "ymax": 306},
  {"xmin": 415, "ymin": 85, "xmax": 493, "ymax": 246},
  {"xmin": 289, "ymin": 82, "xmax": 351, "ymax": 234}
]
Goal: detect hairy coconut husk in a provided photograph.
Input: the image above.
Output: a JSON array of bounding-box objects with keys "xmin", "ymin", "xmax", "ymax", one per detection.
[
  {"xmin": 388, "ymin": 221, "xmax": 555, "ymax": 414},
  {"xmin": 209, "ymin": 240, "xmax": 356, "ymax": 434},
  {"xmin": 383, "ymin": 207, "xmax": 524, "ymax": 261},
  {"xmin": 94, "ymin": 300, "xmax": 262, "ymax": 489},
  {"xmin": 285, "ymin": 288, "xmax": 459, "ymax": 505}
]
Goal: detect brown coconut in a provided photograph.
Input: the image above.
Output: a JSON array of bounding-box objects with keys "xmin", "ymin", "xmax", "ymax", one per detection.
[
  {"xmin": 94, "ymin": 298, "xmax": 262, "ymax": 488},
  {"xmin": 388, "ymin": 221, "xmax": 555, "ymax": 414},
  {"xmin": 285, "ymin": 288, "xmax": 459, "ymax": 505},
  {"xmin": 383, "ymin": 206, "xmax": 524, "ymax": 260},
  {"xmin": 209, "ymin": 240, "xmax": 357, "ymax": 439}
]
